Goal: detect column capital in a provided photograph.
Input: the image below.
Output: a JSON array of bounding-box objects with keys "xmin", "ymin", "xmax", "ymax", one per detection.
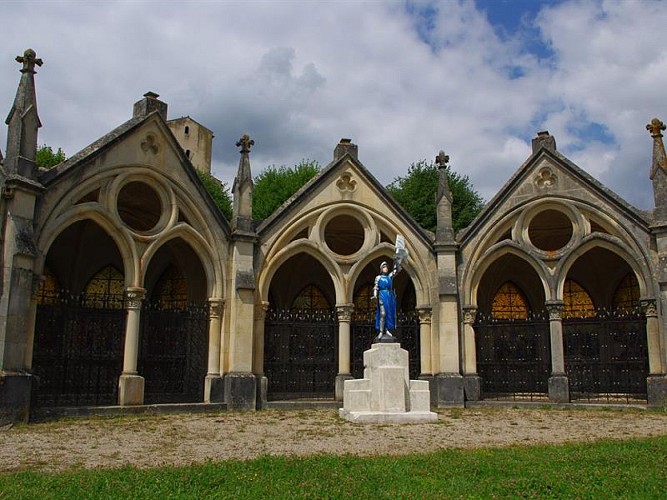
[
  {"xmin": 417, "ymin": 306, "xmax": 432, "ymax": 324},
  {"xmin": 255, "ymin": 300, "xmax": 271, "ymax": 320},
  {"xmin": 545, "ymin": 300, "xmax": 564, "ymax": 320},
  {"xmin": 336, "ymin": 303, "xmax": 355, "ymax": 322},
  {"xmin": 640, "ymin": 298, "xmax": 658, "ymax": 317},
  {"xmin": 208, "ymin": 297, "xmax": 225, "ymax": 318},
  {"xmin": 462, "ymin": 305, "xmax": 478, "ymax": 325},
  {"xmin": 125, "ymin": 287, "xmax": 146, "ymax": 310}
]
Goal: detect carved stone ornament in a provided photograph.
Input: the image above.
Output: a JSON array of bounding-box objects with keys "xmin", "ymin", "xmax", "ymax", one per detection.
[
  {"xmin": 640, "ymin": 298, "xmax": 658, "ymax": 317},
  {"xmin": 546, "ymin": 301, "xmax": 564, "ymax": 320},
  {"xmin": 417, "ymin": 307, "xmax": 432, "ymax": 324},
  {"xmin": 646, "ymin": 118, "xmax": 666, "ymax": 138},
  {"xmin": 336, "ymin": 172, "xmax": 357, "ymax": 193},
  {"xmin": 208, "ymin": 298, "xmax": 225, "ymax": 319},
  {"xmin": 141, "ymin": 134, "xmax": 159, "ymax": 154},
  {"xmin": 462, "ymin": 307, "xmax": 477, "ymax": 324},
  {"xmin": 535, "ymin": 167, "xmax": 557, "ymax": 190},
  {"xmin": 336, "ymin": 304, "xmax": 354, "ymax": 322},
  {"xmin": 125, "ymin": 288, "xmax": 146, "ymax": 309}
]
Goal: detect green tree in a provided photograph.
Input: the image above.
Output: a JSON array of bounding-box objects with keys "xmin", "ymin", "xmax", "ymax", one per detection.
[
  {"xmin": 253, "ymin": 160, "xmax": 320, "ymax": 220},
  {"xmin": 197, "ymin": 170, "xmax": 233, "ymax": 220},
  {"xmin": 387, "ymin": 160, "xmax": 485, "ymax": 232},
  {"xmin": 35, "ymin": 144, "xmax": 66, "ymax": 169}
]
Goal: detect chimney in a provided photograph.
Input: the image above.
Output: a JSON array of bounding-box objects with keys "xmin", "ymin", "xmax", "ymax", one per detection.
[
  {"xmin": 532, "ymin": 131, "xmax": 557, "ymax": 154},
  {"xmin": 133, "ymin": 91, "xmax": 168, "ymax": 120},
  {"xmin": 333, "ymin": 138, "xmax": 358, "ymax": 161}
]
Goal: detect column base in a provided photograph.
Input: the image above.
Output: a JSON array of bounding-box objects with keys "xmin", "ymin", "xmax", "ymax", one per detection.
[
  {"xmin": 647, "ymin": 375, "xmax": 667, "ymax": 407},
  {"xmin": 335, "ymin": 374, "xmax": 354, "ymax": 401},
  {"xmin": 418, "ymin": 375, "xmax": 436, "ymax": 405},
  {"xmin": 204, "ymin": 374, "xmax": 224, "ymax": 403},
  {"xmin": 548, "ymin": 374, "xmax": 570, "ymax": 403},
  {"xmin": 0, "ymin": 371, "xmax": 32, "ymax": 424},
  {"xmin": 433, "ymin": 373, "xmax": 464, "ymax": 407},
  {"xmin": 463, "ymin": 374, "xmax": 481, "ymax": 402},
  {"xmin": 118, "ymin": 374, "xmax": 144, "ymax": 406},
  {"xmin": 224, "ymin": 372, "xmax": 256, "ymax": 411}
]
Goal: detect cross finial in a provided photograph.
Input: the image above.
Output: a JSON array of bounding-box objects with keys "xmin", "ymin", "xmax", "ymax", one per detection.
[
  {"xmin": 436, "ymin": 150, "xmax": 449, "ymax": 168},
  {"xmin": 236, "ymin": 134, "xmax": 254, "ymax": 154},
  {"xmin": 647, "ymin": 118, "xmax": 666, "ymax": 138},
  {"xmin": 16, "ymin": 48, "xmax": 43, "ymax": 74}
]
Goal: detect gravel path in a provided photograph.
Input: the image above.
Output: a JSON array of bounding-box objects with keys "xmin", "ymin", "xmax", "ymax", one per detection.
[{"xmin": 1, "ymin": 407, "xmax": 666, "ymax": 472}]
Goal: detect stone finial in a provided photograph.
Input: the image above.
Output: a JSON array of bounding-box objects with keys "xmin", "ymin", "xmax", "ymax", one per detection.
[
  {"xmin": 647, "ymin": 118, "xmax": 666, "ymax": 138},
  {"xmin": 435, "ymin": 150, "xmax": 449, "ymax": 169},
  {"xmin": 236, "ymin": 134, "xmax": 255, "ymax": 154},
  {"xmin": 16, "ymin": 49, "xmax": 42, "ymax": 74},
  {"xmin": 532, "ymin": 130, "xmax": 557, "ymax": 153}
]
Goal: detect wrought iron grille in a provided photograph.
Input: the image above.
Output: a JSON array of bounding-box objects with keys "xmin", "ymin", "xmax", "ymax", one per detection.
[
  {"xmin": 350, "ymin": 310, "xmax": 420, "ymax": 380},
  {"xmin": 264, "ymin": 308, "xmax": 338, "ymax": 398},
  {"xmin": 32, "ymin": 291, "xmax": 125, "ymax": 407},
  {"xmin": 138, "ymin": 302, "xmax": 208, "ymax": 404},
  {"xmin": 474, "ymin": 312, "xmax": 551, "ymax": 401},
  {"xmin": 564, "ymin": 308, "xmax": 648, "ymax": 403}
]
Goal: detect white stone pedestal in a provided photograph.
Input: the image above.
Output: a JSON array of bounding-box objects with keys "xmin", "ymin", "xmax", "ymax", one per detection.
[{"xmin": 339, "ymin": 342, "xmax": 437, "ymax": 424}]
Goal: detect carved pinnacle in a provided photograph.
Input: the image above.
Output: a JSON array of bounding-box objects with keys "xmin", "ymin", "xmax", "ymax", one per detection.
[
  {"xmin": 646, "ymin": 118, "xmax": 666, "ymax": 138},
  {"xmin": 16, "ymin": 49, "xmax": 43, "ymax": 74},
  {"xmin": 436, "ymin": 150, "xmax": 449, "ymax": 169},
  {"xmin": 236, "ymin": 134, "xmax": 254, "ymax": 154}
]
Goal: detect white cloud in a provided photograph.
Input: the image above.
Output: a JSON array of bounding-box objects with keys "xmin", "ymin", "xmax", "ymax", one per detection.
[{"xmin": 1, "ymin": 0, "xmax": 665, "ymax": 210}]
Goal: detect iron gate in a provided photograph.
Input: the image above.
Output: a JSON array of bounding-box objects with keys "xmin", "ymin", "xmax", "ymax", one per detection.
[
  {"xmin": 564, "ymin": 309, "xmax": 648, "ymax": 403},
  {"xmin": 138, "ymin": 302, "xmax": 208, "ymax": 404},
  {"xmin": 32, "ymin": 293, "xmax": 125, "ymax": 407},
  {"xmin": 351, "ymin": 310, "xmax": 420, "ymax": 379},
  {"xmin": 474, "ymin": 313, "xmax": 551, "ymax": 400},
  {"xmin": 264, "ymin": 308, "xmax": 338, "ymax": 398}
]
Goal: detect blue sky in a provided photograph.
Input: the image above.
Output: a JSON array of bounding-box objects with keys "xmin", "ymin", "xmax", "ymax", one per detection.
[{"xmin": 1, "ymin": 0, "xmax": 666, "ymax": 209}]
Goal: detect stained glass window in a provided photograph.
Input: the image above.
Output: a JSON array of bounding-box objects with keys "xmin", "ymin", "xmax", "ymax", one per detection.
[
  {"xmin": 563, "ymin": 279, "xmax": 595, "ymax": 318},
  {"xmin": 84, "ymin": 266, "xmax": 125, "ymax": 309},
  {"xmin": 353, "ymin": 284, "xmax": 375, "ymax": 320},
  {"xmin": 154, "ymin": 265, "xmax": 188, "ymax": 309},
  {"xmin": 612, "ymin": 273, "xmax": 640, "ymax": 312},
  {"xmin": 491, "ymin": 282, "xmax": 529, "ymax": 320},
  {"xmin": 292, "ymin": 284, "xmax": 330, "ymax": 311}
]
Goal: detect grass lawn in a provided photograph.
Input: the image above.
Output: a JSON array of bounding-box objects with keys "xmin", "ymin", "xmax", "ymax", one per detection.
[{"xmin": 1, "ymin": 435, "xmax": 665, "ymax": 499}]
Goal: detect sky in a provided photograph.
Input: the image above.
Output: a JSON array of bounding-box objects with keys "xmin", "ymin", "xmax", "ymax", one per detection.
[{"xmin": 1, "ymin": 0, "xmax": 666, "ymax": 209}]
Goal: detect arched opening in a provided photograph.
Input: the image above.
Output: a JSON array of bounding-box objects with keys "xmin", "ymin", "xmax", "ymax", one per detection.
[
  {"xmin": 140, "ymin": 239, "xmax": 208, "ymax": 404},
  {"xmin": 350, "ymin": 258, "xmax": 418, "ymax": 379},
  {"xmin": 563, "ymin": 249, "xmax": 648, "ymax": 403},
  {"xmin": 264, "ymin": 253, "xmax": 337, "ymax": 399},
  {"xmin": 474, "ymin": 255, "xmax": 550, "ymax": 400},
  {"xmin": 32, "ymin": 220, "xmax": 126, "ymax": 407}
]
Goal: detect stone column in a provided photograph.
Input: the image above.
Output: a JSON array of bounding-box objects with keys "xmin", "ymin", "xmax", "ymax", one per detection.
[
  {"xmin": 118, "ymin": 287, "xmax": 146, "ymax": 406},
  {"xmin": 641, "ymin": 299, "xmax": 667, "ymax": 407},
  {"xmin": 417, "ymin": 307, "xmax": 432, "ymax": 376},
  {"xmin": 461, "ymin": 306, "xmax": 481, "ymax": 401},
  {"xmin": 546, "ymin": 300, "xmax": 569, "ymax": 403},
  {"xmin": 335, "ymin": 304, "xmax": 354, "ymax": 401},
  {"xmin": 253, "ymin": 301, "xmax": 270, "ymax": 408},
  {"xmin": 204, "ymin": 298, "xmax": 224, "ymax": 403}
]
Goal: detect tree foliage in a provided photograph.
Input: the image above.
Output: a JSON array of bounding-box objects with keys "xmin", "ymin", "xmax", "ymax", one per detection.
[
  {"xmin": 253, "ymin": 160, "xmax": 320, "ymax": 220},
  {"xmin": 36, "ymin": 144, "xmax": 66, "ymax": 169},
  {"xmin": 386, "ymin": 160, "xmax": 485, "ymax": 233},
  {"xmin": 197, "ymin": 170, "xmax": 233, "ymax": 220}
]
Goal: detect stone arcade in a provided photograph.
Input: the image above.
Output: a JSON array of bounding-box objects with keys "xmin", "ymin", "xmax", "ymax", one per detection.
[{"xmin": 1, "ymin": 50, "xmax": 666, "ymax": 423}]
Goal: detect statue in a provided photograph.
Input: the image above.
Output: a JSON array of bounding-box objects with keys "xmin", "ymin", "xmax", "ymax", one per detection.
[{"xmin": 372, "ymin": 235, "xmax": 409, "ymax": 342}]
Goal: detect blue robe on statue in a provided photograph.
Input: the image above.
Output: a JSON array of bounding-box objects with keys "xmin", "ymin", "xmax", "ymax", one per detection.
[{"xmin": 375, "ymin": 274, "xmax": 397, "ymax": 332}]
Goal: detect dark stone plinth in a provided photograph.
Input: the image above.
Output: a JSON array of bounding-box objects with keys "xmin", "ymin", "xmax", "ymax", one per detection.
[
  {"xmin": 256, "ymin": 375, "xmax": 267, "ymax": 410},
  {"xmin": 335, "ymin": 374, "xmax": 354, "ymax": 401},
  {"xmin": 647, "ymin": 375, "xmax": 667, "ymax": 407},
  {"xmin": 418, "ymin": 375, "xmax": 436, "ymax": 405},
  {"xmin": 372, "ymin": 331, "xmax": 398, "ymax": 344},
  {"xmin": 0, "ymin": 372, "xmax": 32, "ymax": 424},
  {"xmin": 432, "ymin": 373, "xmax": 464, "ymax": 407},
  {"xmin": 205, "ymin": 374, "xmax": 224, "ymax": 403},
  {"xmin": 463, "ymin": 374, "xmax": 481, "ymax": 401},
  {"xmin": 224, "ymin": 372, "xmax": 256, "ymax": 411},
  {"xmin": 548, "ymin": 375, "xmax": 570, "ymax": 403}
]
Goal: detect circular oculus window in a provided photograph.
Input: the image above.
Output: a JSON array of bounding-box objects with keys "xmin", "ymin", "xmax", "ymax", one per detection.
[
  {"xmin": 324, "ymin": 214, "xmax": 365, "ymax": 256},
  {"xmin": 528, "ymin": 209, "xmax": 573, "ymax": 252},
  {"xmin": 117, "ymin": 181, "xmax": 162, "ymax": 232}
]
